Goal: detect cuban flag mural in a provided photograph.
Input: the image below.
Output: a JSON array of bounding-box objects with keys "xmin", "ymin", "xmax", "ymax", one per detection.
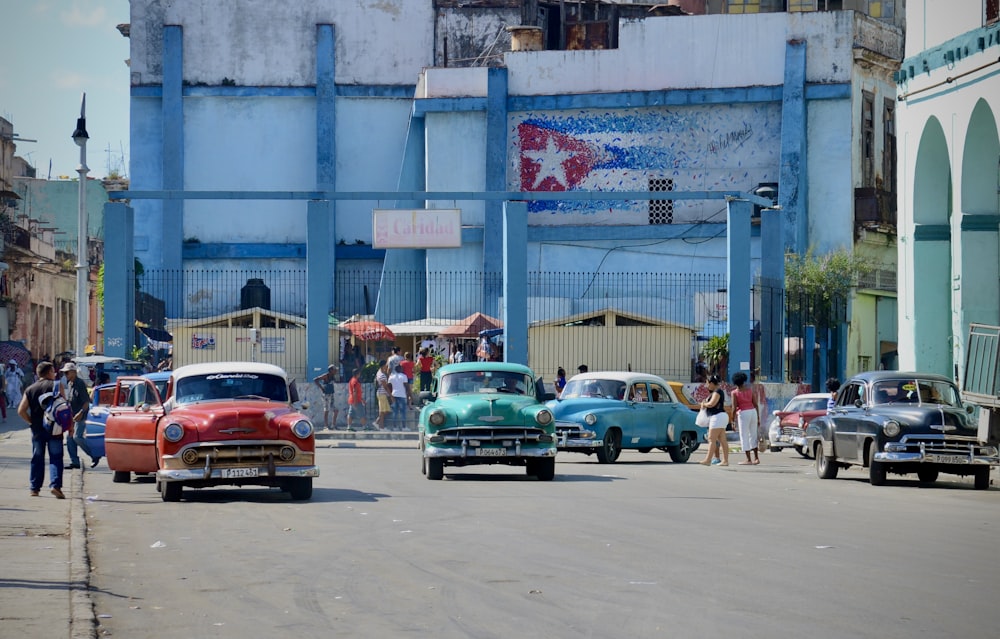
[{"xmin": 510, "ymin": 105, "xmax": 781, "ymax": 219}]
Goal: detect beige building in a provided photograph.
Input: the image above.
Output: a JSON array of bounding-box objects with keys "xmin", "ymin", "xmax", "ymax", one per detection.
[{"xmin": 528, "ymin": 308, "xmax": 696, "ymax": 382}]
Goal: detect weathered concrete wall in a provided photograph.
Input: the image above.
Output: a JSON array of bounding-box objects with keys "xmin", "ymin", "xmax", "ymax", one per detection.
[{"xmin": 130, "ymin": 0, "xmax": 434, "ymax": 86}]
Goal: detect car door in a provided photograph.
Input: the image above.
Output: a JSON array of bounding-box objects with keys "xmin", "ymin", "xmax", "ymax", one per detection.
[
  {"xmin": 625, "ymin": 382, "xmax": 657, "ymax": 446},
  {"xmin": 830, "ymin": 382, "xmax": 865, "ymax": 461},
  {"xmin": 104, "ymin": 377, "xmax": 163, "ymax": 473},
  {"xmin": 646, "ymin": 381, "xmax": 679, "ymax": 445}
]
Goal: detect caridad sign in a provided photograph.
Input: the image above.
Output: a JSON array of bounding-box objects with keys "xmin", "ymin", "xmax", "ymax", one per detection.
[{"xmin": 373, "ymin": 209, "xmax": 461, "ymax": 249}]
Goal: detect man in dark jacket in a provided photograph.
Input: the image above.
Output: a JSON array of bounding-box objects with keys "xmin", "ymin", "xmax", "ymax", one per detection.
[{"xmin": 17, "ymin": 361, "xmax": 63, "ymax": 498}]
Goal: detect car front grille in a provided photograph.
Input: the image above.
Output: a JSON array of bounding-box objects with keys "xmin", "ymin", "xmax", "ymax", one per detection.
[
  {"xmin": 435, "ymin": 426, "xmax": 550, "ymax": 444},
  {"xmin": 779, "ymin": 426, "xmax": 805, "ymax": 439},
  {"xmin": 883, "ymin": 434, "xmax": 996, "ymax": 456},
  {"xmin": 174, "ymin": 441, "xmax": 307, "ymax": 466}
]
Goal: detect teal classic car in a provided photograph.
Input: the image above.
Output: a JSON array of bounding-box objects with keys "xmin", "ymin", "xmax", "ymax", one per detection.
[
  {"xmin": 418, "ymin": 362, "xmax": 558, "ymax": 480},
  {"xmin": 548, "ymin": 372, "xmax": 706, "ymax": 463}
]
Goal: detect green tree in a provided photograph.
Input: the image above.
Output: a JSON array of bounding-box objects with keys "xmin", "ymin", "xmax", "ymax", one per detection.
[{"xmin": 784, "ymin": 247, "xmax": 875, "ymax": 301}]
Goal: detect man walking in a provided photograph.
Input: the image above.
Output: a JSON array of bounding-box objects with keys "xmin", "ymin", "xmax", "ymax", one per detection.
[
  {"xmin": 312, "ymin": 365, "xmax": 340, "ymax": 430},
  {"xmin": 346, "ymin": 369, "xmax": 367, "ymax": 431},
  {"xmin": 62, "ymin": 362, "xmax": 98, "ymax": 469},
  {"xmin": 18, "ymin": 361, "xmax": 63, "ymax": 498}
]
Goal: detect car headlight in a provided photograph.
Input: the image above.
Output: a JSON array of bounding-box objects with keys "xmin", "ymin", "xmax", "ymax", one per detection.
[
  {"xmin": 429, "ymin": 410, "xmax": 446, "ymax": 426},
  {"xmin": 883, "ymin": 420, "xmax": 901, "ymax": 438},
  {"xmin": 584, "ymin": 413, "xmax": 597, "ymax": 425},
  {"xmin": 163, "ymin": 422, "xmax": 184, "ymax": 442},
  {"xmin": 291, "ymin": 419, "xmax": 314, "ymax": 439},
  {"xmin": 535, "ymin": 409, "xmax": 553, "ymax": 426}
]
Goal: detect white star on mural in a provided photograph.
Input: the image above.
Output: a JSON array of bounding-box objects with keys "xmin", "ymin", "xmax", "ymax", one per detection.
[{"xmin": 523, "ymin": 136, "xmax": 577, "ymax": 189}]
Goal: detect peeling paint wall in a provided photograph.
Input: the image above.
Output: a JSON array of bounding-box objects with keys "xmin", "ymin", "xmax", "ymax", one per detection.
[{"xmin": 130, "ymin": 0, "xmax": 434, "ymax": 86}]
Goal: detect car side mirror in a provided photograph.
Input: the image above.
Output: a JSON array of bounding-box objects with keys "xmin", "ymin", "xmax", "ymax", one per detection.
[
  {"xmin": 419, "ymin": 390, "xmax": 436, "ymax": 404},
  {"xmin": 966, "ymin": 404, "xmax": 975, "ymax": 414},
  {"xmin": 288, "ymin": 379, "xmax": 300, "ymax": 404},
  {"xmin": 854, "ymin": 399, "xmax": 864, "ymax": 408}
]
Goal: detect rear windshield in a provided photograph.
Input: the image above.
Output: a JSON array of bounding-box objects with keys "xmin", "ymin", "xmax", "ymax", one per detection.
[
  {"xmin": 785, "ymin": 397, "xmax": 829, "ymax": 413},
  {"xmin": 175, "ymin": 373, "xmax": 288, "ymax": 404}
]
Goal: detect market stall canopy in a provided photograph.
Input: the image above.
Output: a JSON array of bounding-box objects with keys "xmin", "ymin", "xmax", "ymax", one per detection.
[
  {"xmin": 438, "ymin": 312, "xmax": 503, "ymax": 338},
  {"xmin": 341, "ymin": 320, "xmax": 395, "ymax": 341},
  {"xmin": 0, "ymin": 341, "xmax": 31, "ymax": 368}
]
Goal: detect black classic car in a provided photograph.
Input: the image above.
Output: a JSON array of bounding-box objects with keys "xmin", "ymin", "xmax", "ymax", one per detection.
[{"xmin": 804, "ymin": 371, "xmax": 999, "ymax": 489}]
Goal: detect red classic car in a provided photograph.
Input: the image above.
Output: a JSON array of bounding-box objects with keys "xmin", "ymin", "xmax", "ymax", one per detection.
[{"xmin": 104, "ymin": 362, "xmax": 319, "ymax": 501}]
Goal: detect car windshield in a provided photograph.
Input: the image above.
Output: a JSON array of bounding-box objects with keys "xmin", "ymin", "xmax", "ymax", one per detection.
[
  {"xmin": 561, "ymin": 379, "xmax": 627, "ymax": 400},
  {"xmin": 174, "ymin": 372, "xmax": 288, "ymax": 403},
  {"xmin": 438, "ymin": 371, "xmax": 531, "ymax": 397},
  {"xmin": 785, "ymin": 397, "xmax": 829, "ymax": 412},
  {"xmin": 870, "ymin": 379, "xmax": 960, "ymax": 407}
]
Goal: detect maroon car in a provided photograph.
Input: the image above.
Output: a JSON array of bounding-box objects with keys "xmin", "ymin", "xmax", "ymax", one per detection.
[{"xmin": 766, "ymin": 393, "xmax": 829, "ymax": 458}]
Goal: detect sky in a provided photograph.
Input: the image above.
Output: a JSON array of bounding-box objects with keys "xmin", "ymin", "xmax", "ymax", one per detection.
[{"xmin": 0, "ymin": 0, "xmax": 131, "ymax": 180}]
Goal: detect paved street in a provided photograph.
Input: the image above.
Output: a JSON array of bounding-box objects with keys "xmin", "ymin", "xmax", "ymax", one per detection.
[{"xmin": 73, "ymin": 443, "xmax": 999, "ymax": 639}]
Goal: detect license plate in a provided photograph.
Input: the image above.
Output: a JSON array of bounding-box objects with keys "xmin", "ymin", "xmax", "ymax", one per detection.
[
  {"xmin": 221, "ymin": 467, "xmax": 260, "ymax": 478},
  {"xmin": 929, "ymin": 455, "xmax": 968, "ymax": 464},
  {"xmin": 474, "ymin": 448, "xmax": 507, "ymax": 457}
]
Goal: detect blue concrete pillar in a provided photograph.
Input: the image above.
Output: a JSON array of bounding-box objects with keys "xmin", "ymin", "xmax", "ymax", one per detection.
[
  {"xmin": 759, "ymin": 208, "xmax": 785, "ymax": 381},
  {"xmin": 779, "ymin": 40, "xmax": 808, "ymax": 254},
  {"xmin": 308, "ymin": 24, "xmax": 337, "ymax": 382},
  {"xmin": 804, "ymin": 325, "xmax": 816, "ymax": 390},
  {"xmin": 104, "ymin": 203, "xmax": 134, "ymax": 359},
  {"xmin": 727, "ymin": 199, "xmax": 753, "ymax": 378},
  {"xmin": 483, "ymin": 67, "xmax": 508, "ymax": 317},
  {"xmin": 817, "ymin": 328, "xmax": 829, "ymax": 389},
  {"xmin": 161, "ymin": 25, "xmax": 184, "ymax": 316},
  {"xmin": 503, "ymin": 201, "xmax": 528, "ymax": 366}
]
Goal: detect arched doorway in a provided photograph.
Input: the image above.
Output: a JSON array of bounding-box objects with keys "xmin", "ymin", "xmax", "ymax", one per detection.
[
  {"xmin": 959, "ymin": 100, "xmax": 1000, "ymax": 353},
  {"xmin": 911, "ymin": 117, "xmax": 953, "ymax": 376}
]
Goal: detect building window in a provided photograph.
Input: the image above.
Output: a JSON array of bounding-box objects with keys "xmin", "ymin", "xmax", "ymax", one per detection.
[
  {"xmin": 649, "ymin": 178, "xmax": 674, "ymax": 225},
  {"xmin": 862, "ymin": 91, "xmax": 875, "ymax": 188},
  {"xmin": 988, "ymin": 0, "xmax": 999, "ymax": 24},
  {"xmin": 882, "ymin": 98, "xmax": 896, "ymax": 192}
]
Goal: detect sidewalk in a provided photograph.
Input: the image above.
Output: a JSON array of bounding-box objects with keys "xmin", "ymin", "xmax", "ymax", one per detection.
[{"xmin": 0, "ymin": 421, "xmax": 94, "ymax": 639}]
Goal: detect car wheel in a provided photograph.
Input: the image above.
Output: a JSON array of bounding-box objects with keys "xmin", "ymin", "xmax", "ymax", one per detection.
[
  {"xmin": 288, "ymin": 478, "xmax": 313, "ymax": 500},
  {"xmin": 637, "ymin": 447, "xmax": 652, "ymax": 454},
  {"xmin": 668, "ymin": 432, "xmax": 695, "ymax": 463},
  {"xmin": 794, "ymin": 445, "xmax": 811, "ymax": 459},
  {"xmin": 974, "ymin": 467, "xmax": 990, "ymax": 491},
  {"xmin": 533, "ymin": 457, "xmax": 555, "ymax": 481},
  {"xmin": 427, "ymin": 458, "xmax": 444, "ymax": 480},
  {"xmin": 596, "ymin": 429, "xmax": 621, "ymax": 464},
  {"xmin": 868, "ymin": 445, "xmax": 887, "ymax": 486},
  {"xmin": 160, "ymin": 481, "xmax": 182, "ymax": 502},
  {"xmin": 112, "ymin": 470, "xmax": 130, "ymax": 483},
  {"xmin": 917, "ymin": 468, "xmax": 939, "ymax": 483},
  {"xmin": 815, "ymin": 444, "xmax": 838, "ymax": 479}
]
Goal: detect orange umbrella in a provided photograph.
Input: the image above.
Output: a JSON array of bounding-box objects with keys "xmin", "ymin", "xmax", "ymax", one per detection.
[{"xmin": 341, "ymin": 320, "xmax": 395, "ymax": 341}]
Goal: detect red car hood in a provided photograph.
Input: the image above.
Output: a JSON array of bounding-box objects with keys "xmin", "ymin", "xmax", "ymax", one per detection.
[{"xmin": 175, "ymin": 401, "xmax": 293, "ymax": 440}]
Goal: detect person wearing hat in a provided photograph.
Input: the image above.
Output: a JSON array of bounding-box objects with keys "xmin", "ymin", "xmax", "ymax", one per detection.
[
  {"xmin": 312, "ymin": 364, "xmax": 340, "ymax": 430},
  {"xmin": 61, "ymin": 362, "xmax": 98, "ymax": 469},
  {"xmin": 577, "ymin": 364, "xmax": 589, "ymax": 374}
]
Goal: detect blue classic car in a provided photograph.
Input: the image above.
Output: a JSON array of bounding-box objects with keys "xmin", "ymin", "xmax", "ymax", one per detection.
[
  {"xmin": 418, "ymin": 362, "xmax": 557, "ymax": 480},
  {"xmin": 548, "ymin": 372, "xmax": 706, "ymax": 463},
  {"xmin": 805, "ymin": 371, "xmax": 1000, "ymax": 489},
  {"xmin": 83, "ymin": 371, "xmax": 171, "ymax": 459}
]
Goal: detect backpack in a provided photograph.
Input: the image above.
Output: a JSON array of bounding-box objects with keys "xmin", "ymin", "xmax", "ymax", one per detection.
[{"xmin": 40, "ymin": 381, "xmax": 73, "ymax": 437}]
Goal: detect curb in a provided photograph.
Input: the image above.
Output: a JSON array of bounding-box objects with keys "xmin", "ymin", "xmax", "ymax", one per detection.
[{"xmin": 69, "ymin": 469, "xmax": 96, "ymax": 639}]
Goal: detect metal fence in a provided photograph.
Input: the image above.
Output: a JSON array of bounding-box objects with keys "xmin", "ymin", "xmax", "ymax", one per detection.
[{"xmin": 130, "ymin": 268, "xmax": 845, "ymax": 386}]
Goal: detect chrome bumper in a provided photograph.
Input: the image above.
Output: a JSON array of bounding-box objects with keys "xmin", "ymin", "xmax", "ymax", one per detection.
[
  {"xmin": 558, "ymin": 437, "xmax": 603, "ymax": 450},
  {"xmin": 873, "ymin": 451, "xmax": 998, "ymax": 465},
  {"xmin": 158, "ymin": 465, "xmax": 320, "ymax": 483},
  {"xmin": 424, "ymin": 445, "xmax": 557, "ymax": 459}
]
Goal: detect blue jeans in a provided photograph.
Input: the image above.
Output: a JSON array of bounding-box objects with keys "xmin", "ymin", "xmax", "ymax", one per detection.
[
  {"xmin": 392, "ymin": 396, "xmax": 407, "ymax": 428},
  {"xmin": 65, "ymin": 421, "xmax": 94, "ymax": 466},
  {"xmin": 30, "ymin": 434, "xmax": 64, "ymax": 490}
]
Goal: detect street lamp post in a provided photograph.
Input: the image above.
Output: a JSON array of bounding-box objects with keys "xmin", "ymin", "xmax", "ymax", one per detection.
[{"xmin": 72, "ymin": 93, "xmax": 89, "ymax": 358}]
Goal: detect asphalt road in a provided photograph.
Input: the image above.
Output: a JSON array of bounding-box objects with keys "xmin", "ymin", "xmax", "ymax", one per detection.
[{"xmin": 83, "ymin": 446, "xmax": 1000, "ymax": 639}]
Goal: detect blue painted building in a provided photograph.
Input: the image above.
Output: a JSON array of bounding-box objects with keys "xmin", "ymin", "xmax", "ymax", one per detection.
[{"xmin": 115, "ymin": 1, "xmax": 902, "ymax": 383}]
